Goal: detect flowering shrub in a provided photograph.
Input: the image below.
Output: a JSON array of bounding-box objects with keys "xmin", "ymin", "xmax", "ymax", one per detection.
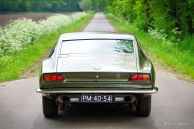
[
  {"xmin": 70, "ymin": 12, "xmax": 87, "ymax": 22},
  {"xmin": 148, "ymin": 28, "xmax": 167, "ymax": 41},
  {"xmin": 0, "ymin": 12, "xmax": 87, "ymax": 56},
  {"xmin": 148, "ymin": 27, "xmax": 182, "ymax": 45}
]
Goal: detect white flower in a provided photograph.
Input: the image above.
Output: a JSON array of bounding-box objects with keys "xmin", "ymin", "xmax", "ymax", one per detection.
[{"xmin": 0, "ymin": 12, "xmax": 87, "ymax": 56}]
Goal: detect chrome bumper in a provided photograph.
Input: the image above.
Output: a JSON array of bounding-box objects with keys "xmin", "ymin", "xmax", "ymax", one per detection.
[{"xmin": 36, "ymin": 87, "xmax": 158, "ymax": 94}]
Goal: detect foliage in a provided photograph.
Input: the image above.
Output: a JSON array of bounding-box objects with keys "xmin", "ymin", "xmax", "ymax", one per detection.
[
  {"xmin": 90, "ymin": 0, "xmax": 106, "ymax": 11},
  {"xmin": 79, "ymin": 0, "xmax": 92, "ymax": 11},
  {"xmin": 63, "ymin": 0, "xmax": 82, "ymax": 12},
  {"xmin": 148, "ymin": 27, "xmax": 182, "ymax": 45},
  {"xmin": 0, "ymin": 12, "xmax": 87, "ymax": 56},
  {"xmin": 0, "ymin": 0, "xmax": 82, "ymax": 12},
  {"xmin": 91, "ymin": 0, "xmax": 194, "ymax": 35}
]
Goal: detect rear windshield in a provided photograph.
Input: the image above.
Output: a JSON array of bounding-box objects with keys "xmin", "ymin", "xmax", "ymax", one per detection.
[{"xmin": 60, "ymin": 39, "xmax": 134, "ymax": 54}]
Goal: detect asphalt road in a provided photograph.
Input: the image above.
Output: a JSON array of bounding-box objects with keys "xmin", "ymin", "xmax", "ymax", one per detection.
[{"xmin": 1, "ymin": 13, "xmax": 194, "ymax": 129}]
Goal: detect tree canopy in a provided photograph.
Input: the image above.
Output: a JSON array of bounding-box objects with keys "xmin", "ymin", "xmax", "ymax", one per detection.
[
  {"xmin": 0, "ymin": 0, "xmax": 82, "ymax": 12},
  {"xmin": 91, "ymin": 0, "xmax": 194, "ymax": 35}
]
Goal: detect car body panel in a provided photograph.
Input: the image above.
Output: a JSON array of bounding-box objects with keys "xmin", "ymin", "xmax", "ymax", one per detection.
[
  {"xmin": 59, "ymin": 32, "xmax": 136, "ymax": 41},
  {"xmin": 38, "ymin": 32, "xmax": 157, "ymax": 94},
  {"xmin": 57, "ymin": 54, "xmax": 137, "ymax": 73}
]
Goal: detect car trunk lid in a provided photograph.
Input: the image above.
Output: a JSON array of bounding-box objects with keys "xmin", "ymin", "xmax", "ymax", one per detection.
[{"xmin": 57, "ymin": 54, "xmax": 137, "ymax": 82}]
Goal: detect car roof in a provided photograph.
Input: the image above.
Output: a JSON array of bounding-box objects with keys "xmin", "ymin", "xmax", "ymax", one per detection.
[{"xmin": 59, "ymin": 32, "xmax": 135, "ymax": 41}]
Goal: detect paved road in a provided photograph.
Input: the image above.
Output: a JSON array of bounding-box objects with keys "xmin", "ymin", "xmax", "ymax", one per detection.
[
  {"xmin": 1, "ymin": 13, "xmax": 194, "ymax": 129},
  {"xmin": 84, "ymin": 13, "xmax": 115, "ymax": 32}
]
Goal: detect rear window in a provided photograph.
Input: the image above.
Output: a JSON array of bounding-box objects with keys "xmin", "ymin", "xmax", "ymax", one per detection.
[{"xmin": 60, "ymin": 39, "xmax": 134, "ymax": 54}]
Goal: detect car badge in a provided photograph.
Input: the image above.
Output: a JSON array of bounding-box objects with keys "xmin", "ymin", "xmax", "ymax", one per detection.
[{"xmin": 93, "ymin": 67, "xmax": 101, "ymax": 70}]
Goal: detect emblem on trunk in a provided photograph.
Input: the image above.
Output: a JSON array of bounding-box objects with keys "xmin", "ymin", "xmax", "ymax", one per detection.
[{"xmin": 93, "ymin": 67, "xmax": 101, "ymax": 70}]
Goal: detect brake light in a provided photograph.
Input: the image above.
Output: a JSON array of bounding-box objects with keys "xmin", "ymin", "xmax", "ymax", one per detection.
[
  {"xmin": 130, "ymin": 74, "xmax": 150, "ymax": 81},
  {"xmin": 43, "ymin": 74, "xmax": 63, "ymax": 82}
]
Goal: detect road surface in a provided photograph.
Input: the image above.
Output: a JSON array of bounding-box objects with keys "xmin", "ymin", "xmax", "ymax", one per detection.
[{"xmin": 1, "ymin": 13, "xmax": 194, "ymax": 129}]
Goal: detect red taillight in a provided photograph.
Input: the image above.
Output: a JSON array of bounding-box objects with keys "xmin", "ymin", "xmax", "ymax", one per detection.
[
  {"xmin": 130, "ymin": 74, "xmax": 150, "ymax": 81},
  {"xmin": 43, "ymin": 74, "xmax": 63, "ymax": 82}
]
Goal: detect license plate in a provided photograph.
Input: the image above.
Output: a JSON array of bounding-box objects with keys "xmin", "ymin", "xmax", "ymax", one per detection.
[{"xmin": 81, "ymin": 94, "xmax": 112, "ymax": 103}]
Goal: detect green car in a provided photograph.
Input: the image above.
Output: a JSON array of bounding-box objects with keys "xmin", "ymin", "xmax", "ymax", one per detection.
[{"xmin": 37, "ymin": 32, "xmax": 158, "ymax": 118}]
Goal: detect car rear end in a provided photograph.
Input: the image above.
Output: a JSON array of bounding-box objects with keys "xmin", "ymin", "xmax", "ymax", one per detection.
[{"xmin": 37, "ymin": 32, "xmax": 158, "ymax": 118}]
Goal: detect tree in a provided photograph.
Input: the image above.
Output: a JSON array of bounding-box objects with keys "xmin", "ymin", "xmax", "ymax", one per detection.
[
  {"xmin": 90, "ymin": 0, "xmax": 106, "ymax": 11},
  {"xmin": 0, "ymin": 0, "xmax": 80, "ymax": 12},
  {"xmin": 50, "ymin": 0, "xmax": 66, "ymax": 12},
  {"xmin": 79, "ymin": 0, "xmax": 91, "ymax": 11},
  {"xmin": 99, "ymin": 0, "xmax": 193, "ymax": 34},
  {"xmin": 18, "ymin": 0, "xmax": 31, "ymax": 11},
  {"xmin": 63, "ymin": 0, "xmax": 82, "ymax": 12}
]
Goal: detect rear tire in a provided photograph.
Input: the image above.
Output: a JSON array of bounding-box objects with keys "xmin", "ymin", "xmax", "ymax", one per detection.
[
  {"xmin": 42, "ymin": 96, "xmax": 58, "ymax": 118},
  {"xmin": 136, "ymin": 95, "xmax": 151, "ymax": 117}
]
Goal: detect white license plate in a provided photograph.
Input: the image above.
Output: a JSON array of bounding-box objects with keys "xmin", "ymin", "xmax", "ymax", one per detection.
[{"xmin": 81, "ymin": 94, "xmax": 112, "ymax": 103}]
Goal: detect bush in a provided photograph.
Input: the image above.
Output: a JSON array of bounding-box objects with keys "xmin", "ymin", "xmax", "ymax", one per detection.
[{"xmin": 0, "ymin": 12, "xmax": 87, "ymax": 56}]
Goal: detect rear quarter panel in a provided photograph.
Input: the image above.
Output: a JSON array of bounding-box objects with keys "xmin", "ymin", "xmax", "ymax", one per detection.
[{"xmin": 135, "ymin": 38, "xmax": 155, "ymax": 87}]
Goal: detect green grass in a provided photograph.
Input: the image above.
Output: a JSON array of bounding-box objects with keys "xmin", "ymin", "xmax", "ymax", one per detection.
[
  {"xmin": 107, "ymin": 14, "xmax": 194, "ymax": 79},
  {"xmin": 0, "ymin": 13, "xmax": 94, "ymax": 81}
]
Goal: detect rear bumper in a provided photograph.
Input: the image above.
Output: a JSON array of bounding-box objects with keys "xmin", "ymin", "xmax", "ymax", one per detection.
[{"xmin": 36, "ymin": 87, "xmax": 158, "ymax": 94}]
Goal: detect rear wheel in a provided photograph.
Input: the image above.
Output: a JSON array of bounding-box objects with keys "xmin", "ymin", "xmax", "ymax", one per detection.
[
  {"xmin": 136, "ymin": 95, "xmax": 151, "ymax": 117},
  {"xmin": 42, "ymin": 96, "xmax": 58, "ymax": 118}
]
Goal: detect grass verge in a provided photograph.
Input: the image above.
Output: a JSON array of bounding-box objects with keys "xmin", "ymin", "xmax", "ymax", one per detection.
[
  {"xmin": 0, "ymin": 13, "xmax": 94, "ymax": 82},
  {"xmin": 107, "ymin": 14, "xmax": 194, "ymax": 80}
]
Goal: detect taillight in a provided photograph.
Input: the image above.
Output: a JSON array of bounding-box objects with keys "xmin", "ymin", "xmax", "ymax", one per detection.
[
  {"xmin": 130, "ymin": 74, "xmax": 150, "ymax": 82},
  {"xmin": 43, "ymin": 74, "xmax": 63, "ymax": 82}
]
